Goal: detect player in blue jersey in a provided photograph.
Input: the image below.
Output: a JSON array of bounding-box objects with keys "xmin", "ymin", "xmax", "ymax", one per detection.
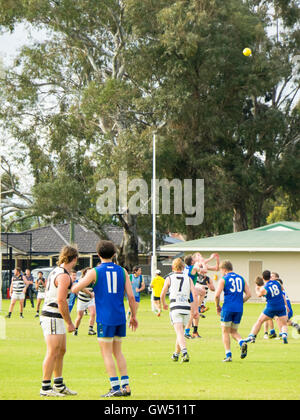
[
  {"xmin": 126, "ymin": 266, "xmax": 145, "ymax": 322},
  {"xmin": 72, "ymin": 240, "xmax": 138, "ymax": 398},
  {"xmin": 215, "ymin": 261, "xmax": 251, "ymax": 362},
  {"xmin": 273, "ymin": 275, "xmax": 300, "ymax": 337},
  {"xmin": 245, "ymin": 270, "xmax": 289, "ymax": 344}
]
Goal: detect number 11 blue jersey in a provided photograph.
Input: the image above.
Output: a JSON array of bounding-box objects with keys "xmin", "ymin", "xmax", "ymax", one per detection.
[{"xmin": 93, "ymin": 263, "xmax": 126, "ymax": 326}]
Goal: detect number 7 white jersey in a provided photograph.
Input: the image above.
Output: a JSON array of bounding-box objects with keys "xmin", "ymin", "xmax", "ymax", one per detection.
[{"xmin": 166, "ymin": 272, "xmax": 191, "ymax": 315}]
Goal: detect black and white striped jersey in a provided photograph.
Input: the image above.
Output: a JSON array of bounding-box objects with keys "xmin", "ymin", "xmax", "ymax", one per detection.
[
  {"xmin": 42, "ymin": 267, "xmax": 72, "ymax": 319},
  {"xmin": 78, "ymin": 286, "xmax": 94, "ymax": 303},
  {"xmin": 12, "ymin": 275, "xmax": 26, "ymax": 294},
  {"xmin": 166, "ymin": 271, "xmax": 191, "ymax": 315}
]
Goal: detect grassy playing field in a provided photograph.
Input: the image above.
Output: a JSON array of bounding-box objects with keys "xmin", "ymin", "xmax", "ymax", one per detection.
[{"xmin": 0, "ymin": 296, "xmax": 300, "ymax": 400}]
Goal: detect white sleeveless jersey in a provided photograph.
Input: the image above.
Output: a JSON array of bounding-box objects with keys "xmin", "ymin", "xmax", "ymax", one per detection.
[
  {"xmin": 42, "ymin": 266, "xmax": 72, "ymax": 319},
  {"xmin": 167, "ymin": 271, "xmax": 191, "ymax": 315}
]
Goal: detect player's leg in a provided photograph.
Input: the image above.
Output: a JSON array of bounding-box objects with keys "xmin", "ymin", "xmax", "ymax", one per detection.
[
  {"xmin": 74, "ymin": 310, "xmax": 84, "ymax": 335},
  {"xmin": 268, "ymin": 319, "xmax": 277, "ymax": 338},
  {"xmin": 230, "ymin": 319, "xmax": 247, "ymax": 359},
  {"xmin": 19, "ymin": 298, "xmax": 25, "ymax": 317},
  {"xmin": 184, "ymin": 312, "xmax": 194, "ymax": 339},
  {"xmin": 41, "ymin": 333, "xmax": 65, "ymax": 397},
  {"xmin": 246, "ymin": 313, "xmax": 271, "ymax": 342},
  {"xmin": 173, "ymin": 321, "xmax": 189, "ymax": 362},
  {"xmin": 192, "ymin": 315, "xmax": 201, "ymax": 338},
  {"xmin": 277, "ymin": 315, "xmax": 288, "ymax": 344},
  {"xmin": 6, "ymin": 298, "xmax": 16, "ymax": 317},
  {"xmin": 112, "ymin": 338, "xmax": 131, "ymax": 396},
  {"xmin": 99, "ymin": 338, "xmax": 123, "ymax": 397},
  {"xmin": 88, "ymin": 305, "xmax": 96, "ymax": 335},
  {"xmin": 221, "ymin": 325, "xmax": 232, "ymax": 361}
]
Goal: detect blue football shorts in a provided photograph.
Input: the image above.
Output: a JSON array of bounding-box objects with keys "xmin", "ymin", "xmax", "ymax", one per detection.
[
  {"xmin": 263, "ymin": 307, "xmax": 287, "ymax": 319},
  {"xmin": 97, "ymin": 323, "xmax": 126, "ymax": 341},
  {"xmin": 221, "ymin": 310, "xmax": 243, "ymax": 328}
]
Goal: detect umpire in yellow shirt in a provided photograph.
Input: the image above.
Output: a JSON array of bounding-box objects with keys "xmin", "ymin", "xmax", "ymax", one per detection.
[{"xmin": 150, "ymin": 270, "xmax": 165, "ymax": 317}]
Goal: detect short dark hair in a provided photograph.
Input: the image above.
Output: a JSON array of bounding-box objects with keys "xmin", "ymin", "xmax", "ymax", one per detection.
[
  {"xmin": 262, "ymin": 270, "xmax": 271, "ymax": 281},
  {"xmin": 133, "ymin": 265, "xmax": 141, "ymax": 274},
  {"xmin": 184, "ymin": 255, "xmax": 193, "ymax": 266},
  {"xmin": 96, "ymin": 240, "xmax": 116, "ymax": 259},
  {"xmin": 38, "ymin": 271, "xmax": 43, "ymax": 275}
]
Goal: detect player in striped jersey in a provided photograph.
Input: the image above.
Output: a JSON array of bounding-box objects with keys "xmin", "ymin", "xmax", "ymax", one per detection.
[
  {"xmin": 35, "ymin": 271, "xmax": 47, "ymax": 318},
  {"xmin": 161, "ymin": 258, "xmax": 198, "ymax": 363},
  {"xmin": 73, "ymin": 267, "xmax": 96, "ymax": 336},
  {"xmin": 39, "ymin": 246, "xmax": 78, "ymax": 397},
  {"xmin": 6, "ymin": 267, "xmax": 30, "ymax": 319},
  {"xmin": 72, "ymin": 240, "xmax": 138, "ymax": 398}
]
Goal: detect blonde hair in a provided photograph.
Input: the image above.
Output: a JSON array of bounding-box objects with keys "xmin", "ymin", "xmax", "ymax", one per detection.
[
  {"xmin": 172, "ymin": 258, "xmax": 185, "ymax": 272},
  {"xmin": 220, "ymin": 260, "xmax": 233, "ymax": 272},
  {"xmin": 57, "ymin": 245, "xmax": 78, "ymax": 266}
]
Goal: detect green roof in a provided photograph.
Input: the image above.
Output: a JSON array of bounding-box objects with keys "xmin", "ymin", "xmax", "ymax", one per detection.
[
  {"xmin": 160, "ymin": 222, "xmax": 300, "ymax": 253},
  {"xmin": 256, "ymin": 221, "xmax": 300, "ymax": 231}
]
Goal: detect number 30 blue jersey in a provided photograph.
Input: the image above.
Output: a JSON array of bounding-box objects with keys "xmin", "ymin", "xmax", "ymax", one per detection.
[
  {"xmin": 223, "ymin": 272, "xmax": 245, "ymax": 313},
  {"xmin": 93, "ymin": 263, "xmax": 126, "ymax": 326}
]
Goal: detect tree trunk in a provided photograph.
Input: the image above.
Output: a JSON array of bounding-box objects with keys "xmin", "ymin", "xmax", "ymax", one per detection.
[
  {"xmin": 233, "ymin": 205, "xmax": 248, "ymax": 232},
  {"xmin": 117, "ymin": 212, "xmax": 139, "ymax": 271}
]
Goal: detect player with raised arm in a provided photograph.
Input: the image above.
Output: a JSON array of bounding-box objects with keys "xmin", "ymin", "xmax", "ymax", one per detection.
[
  {"xmin": 245, "ymin": 270, "xmax": 289, "ymax": 344},
  {"xmin": 215, "ymin": 261, "xmax": 251, "ymax": 362},
  {"xmin": 161, "ymin": 258, "xmax": 198, "ymax": 363},
  {"xmin": 39, "ymin": 245, "xmax": 78, "ymax": 397},
  {"xmin": 72, "ymin": 240, "xmax": 138, "ymax": 398}
]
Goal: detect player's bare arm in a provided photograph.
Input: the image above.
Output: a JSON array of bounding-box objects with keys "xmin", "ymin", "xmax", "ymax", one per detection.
[
  {"xmin": 215, "ymin": 278, "xmax": 225, "ymax": 314},
  {"xmin": 190, "ymin": 280, "xmax": 199, "ymax": 319},
  {"xmin": 71, "ymin": 269, "xmax": 96, "ymax": 294},
  {"xmin": 160, "ymin": 277, "xmax": 170, "ymax": 310},
  {"xmin": 243, "ymin": 281, "xmax": 252, "ymax": 303},
  {"xmin": 124, "ymin": 269, "xmax": 138, "ymax": 330},
  {"xmin": 56, "ymin": 274, "xmax": 75, "ymax": 332}
]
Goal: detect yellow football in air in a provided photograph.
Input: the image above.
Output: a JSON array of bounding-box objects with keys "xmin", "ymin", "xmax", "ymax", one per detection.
[{"xmin": 243, "ymin": 48, "xmax": 252, "ymax": 57}]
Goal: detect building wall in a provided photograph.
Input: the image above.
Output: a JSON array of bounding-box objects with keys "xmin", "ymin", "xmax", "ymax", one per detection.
[{"xmin": 198, "ymin": 252, "xmax": 300, "ymax": 304}]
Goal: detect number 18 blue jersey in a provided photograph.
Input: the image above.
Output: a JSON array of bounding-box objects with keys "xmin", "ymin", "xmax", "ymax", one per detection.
[
  {"xmin": 93, "ymin": 263, "xmax": 126, "ymax": 326},
  {"xmin": 264, "ymin": 280, "xmax": 285, "ymax": 311}
]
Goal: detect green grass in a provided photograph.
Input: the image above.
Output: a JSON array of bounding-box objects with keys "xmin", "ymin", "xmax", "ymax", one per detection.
[{"xmin": 0, "ymin": 297, "xmax": 300, "ymax": 400}]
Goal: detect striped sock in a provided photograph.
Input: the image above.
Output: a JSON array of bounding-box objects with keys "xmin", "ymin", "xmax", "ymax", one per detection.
[
  {"xmin": 53, "ymin": 377, "xmax": 65, "ymax": 390},
  {"xmin": 121, "ymin": 375, "xmax": 129, "ymax": 390},
  {"xmin": 110, "ymin": 377, "xmax": 120, "ymax": 391},
  {"xmin": 226, "ymin": 351, "xmax": 232, "ymax": 358},
  {"xmin": 42, "ymin": 380, "xmax": 52, "ymax": 391}
]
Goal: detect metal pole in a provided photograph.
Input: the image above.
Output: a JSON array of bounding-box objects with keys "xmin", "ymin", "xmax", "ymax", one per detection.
[
  {"xmin": 151, "ymin": 132, "xmax": 157, "ymax": 280},
  {"xmin": 70, "ymin": 220, "xmax": 75, "ymax": 244}
]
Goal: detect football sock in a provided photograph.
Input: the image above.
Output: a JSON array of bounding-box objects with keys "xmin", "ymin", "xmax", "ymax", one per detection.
[
  {"xmin": 42, "ymin": 380, "xmax": 52, "ymax": 391},
  {"xmin": 110, "ymin": 377, "xmax": 120, "ymax": 391},
  {"xmin": 185, "ymin": 328, "xmax": 190, "ymax": 335},
  {"xmin": 238, "ymin": 339, "xmax": 245, "ymax": 347},
  {"xmin": 193, "ymin": 326, "xmax": 198, "ymax": 334},
  {"xmin": 270, "ymin": 329, "xmax": 275, "ymax": 335},
  {"xmin": 53, "ymin": 377, "xmax": 65, "ymax": 391},
  {"xmin": 225, "ymin": 351, "xmax": 232, "ymax": 358},
  {"xmin": 291, "ymin": 322, "xmax": 299, "ymax": 329},
  {"xmin": 181, "ymin": 348, "xmax": 188, "ymax": 355},
  {"xmin": 120, "ymin": 375, "xmax": 129, "ymax": 390}
]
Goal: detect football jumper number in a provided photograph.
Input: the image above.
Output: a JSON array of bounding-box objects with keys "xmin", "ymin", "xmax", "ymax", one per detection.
[
  {"xmin": 106, "ymin": 271, "xmax": 117, "ymax": 294},
  {"xmin": 269, "ymin": 284, "xmax": 280, "ymax": 297},
  {"xmin": 229, "ymin": 277, "xmax": 243, "ymax": 293}
]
